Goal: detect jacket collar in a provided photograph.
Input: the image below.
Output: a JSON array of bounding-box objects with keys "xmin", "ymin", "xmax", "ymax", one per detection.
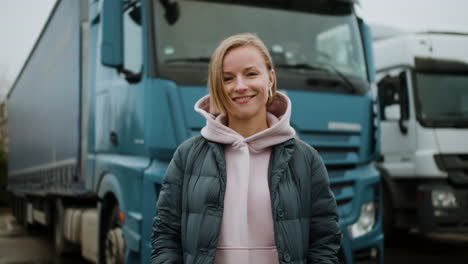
[{"xmin": 268, "ymin": 138, "xmax": 296, "ymax": 194}]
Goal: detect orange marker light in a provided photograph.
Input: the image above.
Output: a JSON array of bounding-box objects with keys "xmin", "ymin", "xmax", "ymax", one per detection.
[{"xmin": 119, "ymin": 211, "xmax": 126, "ymax": 223}]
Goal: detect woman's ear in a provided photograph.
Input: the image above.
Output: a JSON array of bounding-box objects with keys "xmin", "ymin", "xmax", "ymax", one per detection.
[{"xmin": 269, "ymin": 69, "xmax": 275, "ymax": 88}]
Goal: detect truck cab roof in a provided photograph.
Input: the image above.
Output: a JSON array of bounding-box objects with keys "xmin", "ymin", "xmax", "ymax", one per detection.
[{"xmin": 373, "ymin": 31, "xmax": 468, "ymax": 72}]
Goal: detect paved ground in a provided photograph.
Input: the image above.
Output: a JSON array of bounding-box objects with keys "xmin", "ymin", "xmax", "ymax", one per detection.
[
  {"xmin": 1, "ymin": 205, "xmax": 468, "ymax": 263},
  {"xmin": 0, "ymin": 206, "xmax": 87, "ymax": 264},
  {"xmin": 385, "ymin": 231, "xmax": 468, "ymax": 264}
]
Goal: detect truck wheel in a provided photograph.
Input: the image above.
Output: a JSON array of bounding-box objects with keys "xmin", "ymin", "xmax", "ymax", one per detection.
[
  {"xmin": 105, "ymin": 225, "xmax": 125, "ymax": 264},
  {"xmin": 12, "ymin": 195, "xmax": 24, "ymax": 225},
  {"xmin": 53, "ymin": 199, "xmax": 74, "ymax": 255},
  {"xmin": 383, "ymin": 185, "xmax": 406, "ymax": 245},
  {"xmin": 102, "ymin": 204, "xmax": 125, "ymax": 264},
  {"xmin": 16, "ymin": 196, "xmax": 34, "ymax": 229},
  {"xmin": 383, "ymin": 185, "xmax": 394, "ymax": 243},
  {"xmin": 12, "ymin": 196, "xmax": 27, "ymax": 226}
]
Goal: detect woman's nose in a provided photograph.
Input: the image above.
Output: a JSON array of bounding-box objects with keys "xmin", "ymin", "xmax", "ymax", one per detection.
[{"xmin": 234, "ymin": 77, "xmax": 248, "ymax": 92}]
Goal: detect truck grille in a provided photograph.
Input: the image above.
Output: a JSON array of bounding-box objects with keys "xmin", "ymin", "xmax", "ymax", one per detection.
[
  {"xmin": 328, "ymin": 170, "xmax": 355, "ymax": 218},
  {"xmin": 300, "ymin": 131, "xmax": 361, "ymax": 166},
  {"xmin": 300, "ymin": 130, "xmax": 362, "ymax": 219},
  {"xmin": 329, "ymin": 170, "xmax": 355, "ymax": 206}
]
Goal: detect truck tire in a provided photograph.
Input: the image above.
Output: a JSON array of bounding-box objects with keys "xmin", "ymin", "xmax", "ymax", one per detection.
[
  {"xmin": 13, "ymin": 196, "xmax": 34, "ymax": 229},
  {"xmin": 100, "ymin": 203, "xmax": 125, "ymax": 264},
  {"xmin": 12, "ymin": 195, "xmax": 23, "ymax": 225},
  {"xmin": 383, "ymin": 184, "xmax": 406, "ymax": 245},
  {"xmin": 382, "ymin": 185, "xmax": 394, "ymax": 242},
  {"xmin": 53, "ymin": 199, "xmax": 75, "ymax": 256},
  {"xmin": 12, "ymin": 195, "xmax": 26, "ymax": 226}
]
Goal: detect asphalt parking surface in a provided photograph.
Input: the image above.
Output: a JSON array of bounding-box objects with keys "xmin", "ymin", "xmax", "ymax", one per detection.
[{"xmin": 1, "ymin": 206, "xmax": 467, "ymax": 264}]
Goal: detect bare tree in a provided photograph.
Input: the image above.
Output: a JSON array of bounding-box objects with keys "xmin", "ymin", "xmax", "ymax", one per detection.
[
  {"xmin": 0, "ymin": 66, "xmax": 7, "ymax": 204},
  {"xmin": 0, "ymin": 66, "xmax": 10, "ymax": 102}
]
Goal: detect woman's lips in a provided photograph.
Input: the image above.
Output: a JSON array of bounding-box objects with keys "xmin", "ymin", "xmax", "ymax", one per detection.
[{"xmin": 232, "ymin": 95, "xmax": 255, "ymax": 104}]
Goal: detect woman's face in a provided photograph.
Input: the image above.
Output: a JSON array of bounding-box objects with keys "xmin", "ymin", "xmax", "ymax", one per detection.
[{"xmin": 222, "ymin": 45, "xmax": 274, "ymax": 122}]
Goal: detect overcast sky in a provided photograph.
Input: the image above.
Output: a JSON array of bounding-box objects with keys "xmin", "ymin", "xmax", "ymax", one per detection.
[
  {"xmin": 359, "ymin": 0, "xmax": 468, "ymax": 32},
  {"xmin": 0, "ymin": 0, "xmax": 56, "ymax": 98},
  {"xmin": 1, "ymin": 0, "xmax": 468, "ymax": 98}
]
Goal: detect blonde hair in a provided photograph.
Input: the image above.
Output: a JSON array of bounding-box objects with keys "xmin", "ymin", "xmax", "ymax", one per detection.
[{"xmin": 208, "ymin": 33, "xmax": 277, "ymax": 115}]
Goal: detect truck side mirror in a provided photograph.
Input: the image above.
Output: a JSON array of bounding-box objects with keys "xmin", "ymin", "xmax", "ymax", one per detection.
[
  {"xmin": 378, "ymin": 76, "xmax": 399, "ymax": 119},
  {"xmin": 159, "ymin": 0, "xmax": 180, "ymax": 25},
  {"xmin": 358, "ymin": 20, "xmax": 376, "ymax": 82},
  {"xmin": 101, "ymin": 0, "xmax": 123, "ymax": 68},
  {"xmin": 378, "ymin": 73, "xmax": 408, "ymax": 135},
  {"xmin": 398, "ymin": 72, "xmax": 409, "ymax": 134}
]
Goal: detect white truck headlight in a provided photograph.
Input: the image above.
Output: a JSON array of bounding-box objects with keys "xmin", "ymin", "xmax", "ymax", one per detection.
[
  {"xmin": 431, "ymin": 190, "xmax": 457, "ymax": 209},
  {"xmin": 348, "ymin": 201, "xmax": 376, "ymax": 239}
]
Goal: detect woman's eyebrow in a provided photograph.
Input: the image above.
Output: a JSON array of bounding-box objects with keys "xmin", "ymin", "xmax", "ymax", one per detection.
[
  {"xmin": 223, "ymin": 66, "xmax": 259, "ymax": 74},
  {"xmin": 244, "ymin": 66, "xmax": 259, "ymax": 71}
]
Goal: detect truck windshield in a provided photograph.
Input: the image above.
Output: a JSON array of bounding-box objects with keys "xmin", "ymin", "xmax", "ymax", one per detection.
[
  {"xmin": 415, "ymin": 73, "xmax": 468, "ymax": 128},
  {"xmin": 152, "ymin": 0, "xmax": 368, "ymax": 93}
]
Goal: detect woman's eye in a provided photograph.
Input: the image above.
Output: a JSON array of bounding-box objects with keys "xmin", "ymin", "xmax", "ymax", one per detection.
[
  {"xmin": 223, "ymin": 77, "xmax": 232, "ymax": 82},
  {"xmin": 247, "ymin": 72, "xmax": 258, "ymax": 76}
]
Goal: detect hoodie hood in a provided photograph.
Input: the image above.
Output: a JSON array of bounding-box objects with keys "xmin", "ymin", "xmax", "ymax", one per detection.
[{"xmin": 194, "ymin": 92, "xmax": 296, "ymax": 152}]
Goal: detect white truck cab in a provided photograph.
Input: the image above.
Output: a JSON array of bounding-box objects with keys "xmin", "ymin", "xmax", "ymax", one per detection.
[{"xmin": 373, "ymin": 30, "xmax": 468, "ymax": 237}]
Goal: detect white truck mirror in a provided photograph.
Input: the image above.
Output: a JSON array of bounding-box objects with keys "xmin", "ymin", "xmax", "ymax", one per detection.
[{"xmin": 384, "ymin": 104, "xmax": 401, "ymax": 120}]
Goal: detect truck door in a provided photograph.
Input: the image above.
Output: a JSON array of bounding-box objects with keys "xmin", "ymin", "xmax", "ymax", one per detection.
[
  {"xmin": 95, "ymin": 0, "xmax": 145, "ymax": 155},
  {"xmin": 377, "ymin": 69, "xmax": 417, "ymax": 176}
]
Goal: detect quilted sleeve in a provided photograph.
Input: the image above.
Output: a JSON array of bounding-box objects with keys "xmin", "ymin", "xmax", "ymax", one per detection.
[
  {"xmin": 307, "ymin": 149, "xmax": 342, "ymax": 264},
  {"xmin": 151, "ymin": 147, "xmax": 185, "ymax": 264}
]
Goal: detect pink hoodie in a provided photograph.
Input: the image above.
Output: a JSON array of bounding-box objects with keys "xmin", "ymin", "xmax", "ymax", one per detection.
[{"xmin": 194, "ymin": 92, "xmax": 296, "ymax": 264}]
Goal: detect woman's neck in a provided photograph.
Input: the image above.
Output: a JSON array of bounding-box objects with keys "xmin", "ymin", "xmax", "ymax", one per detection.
[{"xmin": 227, "ymin": 112, "xmax": 269, "ymax": 138}]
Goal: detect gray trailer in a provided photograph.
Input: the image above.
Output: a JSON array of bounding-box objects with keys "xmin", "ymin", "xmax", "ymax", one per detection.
[{"xmin": 6, "ymin": 1, "xmax": 96, "ymax": 261}]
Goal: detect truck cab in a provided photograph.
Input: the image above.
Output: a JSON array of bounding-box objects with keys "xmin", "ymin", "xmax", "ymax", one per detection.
[{"xmin": 373, "ymin": 31, "xmax": 468, "ymax": 236}]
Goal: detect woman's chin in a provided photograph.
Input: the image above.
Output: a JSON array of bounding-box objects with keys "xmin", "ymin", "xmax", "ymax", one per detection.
[{"xmin": 229, "ymin": 109, "xmax": 265, "ymax": 122}]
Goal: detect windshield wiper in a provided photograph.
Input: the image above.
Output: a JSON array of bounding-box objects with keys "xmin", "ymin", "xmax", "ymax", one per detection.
[
  {"xmin": 320, "ymin": 63, "xmax": 358, "ymax": 94},
  {"xmin": 277, "ymin": 63, "xmax": 358, "ymax": 94},
  {"xmin": 164, "ymin": 57, "xmax": 211, "ymax": 64},
  {"xmin": 276, "ymin": 63, "xmax": 330, "ymax": 72},
  {"xmin": 434, "ymin": 111, "xmax": 467, "ymax": 117},
  {"xmin": 423, "ymin": 118, "xmax": 468, "ymax": 128}
]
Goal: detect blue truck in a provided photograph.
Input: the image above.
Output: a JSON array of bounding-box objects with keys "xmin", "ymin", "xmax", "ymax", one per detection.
[{"xmin": 7, "ymin": 0, "xmax": 383, "ymax": 263}]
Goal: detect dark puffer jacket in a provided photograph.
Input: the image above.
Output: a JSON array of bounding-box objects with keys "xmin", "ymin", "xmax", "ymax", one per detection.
[{"xmin": 151, "ymin": 136, "xmax": 341, "ymax": 264}]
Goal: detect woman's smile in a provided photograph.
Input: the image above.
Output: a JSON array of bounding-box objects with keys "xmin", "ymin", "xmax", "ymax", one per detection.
[{"xmin": 232, "ymin": 95, "xmax": 256, "ymax": 104}]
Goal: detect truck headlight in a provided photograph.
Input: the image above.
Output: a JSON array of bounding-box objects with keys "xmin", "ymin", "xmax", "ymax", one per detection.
[
  {"xmin": 348, "ymin": 202, "xmax": 376, "ymax": 239},
  {"xmin": 431, "ymin": 190, "xmax": 457, "ymax": 208}
]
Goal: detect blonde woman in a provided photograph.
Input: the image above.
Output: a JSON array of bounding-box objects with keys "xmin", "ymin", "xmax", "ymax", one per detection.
[{"xmin": 152, "ymin": 33, "xmax": 341, "ymax": 264}]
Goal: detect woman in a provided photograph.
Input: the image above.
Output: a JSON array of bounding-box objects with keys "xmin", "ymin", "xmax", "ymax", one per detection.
[{"xmin": 151, "ymin": 33, "xmax": 341, "ymax": 264}]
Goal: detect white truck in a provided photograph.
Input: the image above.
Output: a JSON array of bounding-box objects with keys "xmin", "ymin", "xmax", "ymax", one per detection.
[{"xmin": 372, "ymin": 29, "xmax": 468, "ymax": 239}]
